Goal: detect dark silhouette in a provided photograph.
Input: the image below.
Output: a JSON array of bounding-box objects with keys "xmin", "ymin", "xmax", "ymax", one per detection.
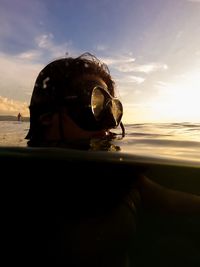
[
  {"xmin": 25, "ymin": 52, "xmax": 200, "ymax": 266},
  {"xmin": 17, "ymin": 112, "xmax": 22, "ymax": 122}
]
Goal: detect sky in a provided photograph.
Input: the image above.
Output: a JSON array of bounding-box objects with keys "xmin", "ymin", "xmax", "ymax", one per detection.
[{"xmin": 0, "ymin": 0, "xmax": 200, "ymax": 123}]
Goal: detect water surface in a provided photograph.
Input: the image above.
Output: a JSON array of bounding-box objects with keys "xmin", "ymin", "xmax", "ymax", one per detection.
[{"xmin": 0, "ymin": 121, "xmax": 200, "ymax": 163}]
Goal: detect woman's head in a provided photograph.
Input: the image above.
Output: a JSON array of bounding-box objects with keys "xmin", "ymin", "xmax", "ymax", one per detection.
[{"xmin": 26, "ymin": 52, "xmax": 124, "ymax": 146}]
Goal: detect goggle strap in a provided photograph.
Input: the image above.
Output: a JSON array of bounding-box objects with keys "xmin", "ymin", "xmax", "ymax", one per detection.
[{"xmin": 120, "ymin": 122, "xmax": 125, "ymax": 138}]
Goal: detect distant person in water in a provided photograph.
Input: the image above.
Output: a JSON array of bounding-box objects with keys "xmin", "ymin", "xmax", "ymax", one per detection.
[
  {"xmin": 17, "ymin": 112, "xmax": 22, "ymax": 122},
  {"xmin": 26, "ymin": 52, "xmax": 200, "ymax": 266}
]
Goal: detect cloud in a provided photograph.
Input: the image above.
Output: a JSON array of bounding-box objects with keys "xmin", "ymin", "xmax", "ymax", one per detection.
[
  {"xmin": 155, "ymin": 81, "xmax": 171, "ymax": 89},
  {"xmin": 100, "ymin": 56, "xmax": 136, "ymax": 66},
  {"xmin": 195, "ymin": 50, "xmax": 200, "ymax": 56},
  {"xmin": 187, "ymin": 0, "xmax": 200, "ymax": 2},
  {"xmin": 0, "ymin": 0, "xmax": 47, "ymax": 47},
  {"xmin": 0, "ymin": 24, "xmax": 84, "ymax": 115},
  {"xmin": 134, "ymin": 63, "xmax": 168, "ymax": 73},
  {"xmin": 0, "ymin": 2, "xmax": 75, "ymax": 60},
  {"xmin": 0, "ymin": 96, "xmax": 29, "ymax": 116},
  {"xmin": 0, "ymin": 30, "xmax": 80, "ymax": 112},
  {"xmin": 116, "ymin": 74, "xmax": 145, "ymax": 85},
  {"xmin": 34, "ymin": 33, "xmax": 74, "ymax": 59},
  {"xmin": 96, "ymin": 44, "xmax": 108, "ymax": 51},
  {"xmin": 115, "ymin": 62, "xmax": 168, "ymax": 73},
  {"xmin": 128, "ymin": 75, "xmax": 145, "ymax": 84},
  {"xmin": 0, "ymin": 52, "xmax": 42, "ymax": 112},
  {"xmin": 36, "ymin": 34, "xmax": 54, "ymax": 49},
  {"xmin": 100, "ymin": 55, "xmax": 168, "ymax": 75},
  {"xmin": 17, "ymin": 50, "xmax": 42, "ymax": 61}
]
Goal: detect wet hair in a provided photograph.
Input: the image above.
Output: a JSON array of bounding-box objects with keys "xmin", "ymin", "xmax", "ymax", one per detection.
[{"xmin": 26, "ymin": 52, "xmax": 116, "ymax": 144}]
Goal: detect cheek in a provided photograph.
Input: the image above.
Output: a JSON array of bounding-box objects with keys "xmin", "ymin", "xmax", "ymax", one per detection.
[
  {"xmin": 62, "ymin": 114, "xmax": 108, "ymax": 140},
  {"xmin": 63, "ymin": 125, "xmax": 92, "ymax": 140},
  {"xmin": 62, "ymin": 113, "xmax": 94, "ymax": 140},
  {"xmin": 43, "ymin": 114, "xmax": 61, "ymax": 140}
]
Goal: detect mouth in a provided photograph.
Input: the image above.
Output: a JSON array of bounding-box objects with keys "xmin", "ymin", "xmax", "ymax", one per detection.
[{"xmin": 91, "ymin": 130, "xmax": 109, "ymax": 138}]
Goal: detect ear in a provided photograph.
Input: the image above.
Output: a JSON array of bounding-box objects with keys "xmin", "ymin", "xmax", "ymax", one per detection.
[{"xmin": 39, "ymin": 113, "xmax": 54, "ymax": 126}]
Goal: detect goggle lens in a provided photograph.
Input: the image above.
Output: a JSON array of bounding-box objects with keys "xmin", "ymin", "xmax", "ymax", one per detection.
[
  {"xmin": 110, "ymin": 99, "xmax": 123, "ymax": 126},
  {"xmin": 64, "ymin": 84, "xmax": 123, "ymax": 132},
  {"xmin": 91, "ymin": 86, "xmax": 123, "ymax": 127},
  {"xmin": 91, "ymin": 87, "xmax": 105, "ymax": 119}
]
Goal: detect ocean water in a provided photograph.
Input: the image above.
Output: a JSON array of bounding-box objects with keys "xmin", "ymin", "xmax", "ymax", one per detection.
[
  {"xmin": 114, "ymin": 122, "xmax": 200, "ymax": 163},
  {"xmin": 0, "ymin": 121, "xmax": 29, "ymax": 147},
  {"xmin": 0, "ymin": 121, "xmax": 200, "ymax": 163}
]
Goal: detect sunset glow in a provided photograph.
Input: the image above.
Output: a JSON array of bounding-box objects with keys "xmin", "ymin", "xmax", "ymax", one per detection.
[{"xmin": 0, "ymin": 0, "xmax": 200, "ymax": 123}]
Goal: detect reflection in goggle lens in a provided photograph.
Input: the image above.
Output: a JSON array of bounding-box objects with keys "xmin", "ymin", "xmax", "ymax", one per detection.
[
  {"xmin": 91, "ymin": 86, "xmax": 123, "ymax": 127},
  {"xmin": 91, "ymin": 87, "xmax": 105, "ymax": 119},
  {"xmin": 110, "ymin": 99, "xmax": 123, "ymax": 126}
]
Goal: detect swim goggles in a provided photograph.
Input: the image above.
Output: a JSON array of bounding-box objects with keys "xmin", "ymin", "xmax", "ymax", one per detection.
[{"xmin": 65, "ymin": 84, "xmax": 125, "ymax": 136}]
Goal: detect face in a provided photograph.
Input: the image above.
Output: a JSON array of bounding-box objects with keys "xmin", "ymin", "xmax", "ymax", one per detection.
[{"xmin": 41, "ymin": 74, "xmax": 111, "ymax": 142}]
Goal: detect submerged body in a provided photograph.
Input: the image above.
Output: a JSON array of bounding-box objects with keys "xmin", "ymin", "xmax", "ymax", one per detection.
[{"xmin": 1, "ymin": 146, "xmax": 200, "ymax": 266}]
